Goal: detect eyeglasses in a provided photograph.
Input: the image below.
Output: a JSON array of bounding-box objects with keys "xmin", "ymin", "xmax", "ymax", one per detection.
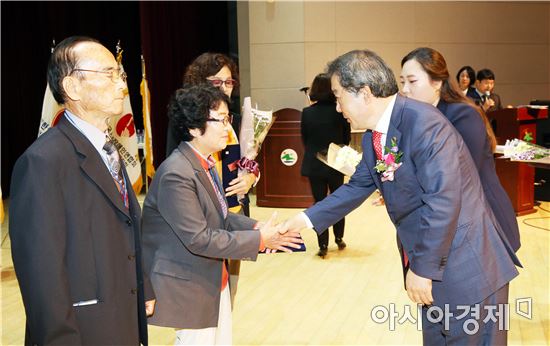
[
  {"xmin": 71, "ymin": 68, "xmax": 127, "ymax": 83},
  {"xmin": 206, "ymin": 77, "xmax": 238, "ymax": 88},
  {"xmin": 206, "ymin": 114, "xmax": 233, "ymax": 126}
]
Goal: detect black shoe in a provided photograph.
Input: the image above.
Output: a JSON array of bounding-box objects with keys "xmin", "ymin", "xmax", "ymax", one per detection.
[
  {"xmin": 317, "ymin": 247, "xmax": 328, "ymax": 258},
  {"xmin": 336, "ymin": 238, "xmax": 347, "ymax": 250}
]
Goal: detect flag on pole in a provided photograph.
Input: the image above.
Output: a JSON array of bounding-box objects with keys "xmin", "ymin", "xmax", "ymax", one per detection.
[
  {"xmin": 140, "ymin": 55, "xmax": 155, "ymax": 180},
  {"xmin": 1, "ymin": 188, "xmax": 4, "ymax": 224},
  {"xmin": 38, "ymin": 84, "xmax": 64, "ymax": 137},
  {"xmin": 38, "ymin": 40, "xmax": 65, "ymax": 138},
  {"xmin": 38, "ymin": 42, "xmax": 143, "ymax": 194},
  {"xmin": 108, "ymin": 41, "xmax": 143, "ymax": 195}
]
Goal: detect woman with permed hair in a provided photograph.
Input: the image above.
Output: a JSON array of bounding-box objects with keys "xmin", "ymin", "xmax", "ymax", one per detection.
[
  {"xmin": 167, "ymin": 53, "xmax": 256, "ymax": 216},
  {"xmin": 143, "ymin": 85, "xmax": 303, "ymax": 345}
]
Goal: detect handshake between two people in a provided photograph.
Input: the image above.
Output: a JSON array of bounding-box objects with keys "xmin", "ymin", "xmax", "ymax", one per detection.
[{"xmin": 258, "ymin": 212, "xmax": 309, "ymax": 253}]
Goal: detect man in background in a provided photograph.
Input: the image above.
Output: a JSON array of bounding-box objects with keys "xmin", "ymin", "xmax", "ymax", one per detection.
[
  {"xmin": 9, "ymin": 36, "xmax": 155, "ymax": 345},
  {"xmin": 467, "ymin": 68, "xmax": 503, "ymax": 113}
]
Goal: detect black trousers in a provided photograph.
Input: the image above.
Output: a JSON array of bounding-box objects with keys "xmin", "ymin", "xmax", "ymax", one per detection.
[{"xmin": 308, "ymin": 175, "xmax": 345, "ymax": 249}]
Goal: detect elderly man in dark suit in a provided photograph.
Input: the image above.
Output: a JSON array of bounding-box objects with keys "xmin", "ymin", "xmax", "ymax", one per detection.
[
  {"xmin": 9, "ymin": 36, "xmax": 155, "ymax": 345},
  {"xmin": 283, "ymin": 50, "xmax": 520, "ymax": 345}
]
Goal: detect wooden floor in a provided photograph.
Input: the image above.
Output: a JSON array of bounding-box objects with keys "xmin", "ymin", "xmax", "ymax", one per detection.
[{"xmin": 1, "ymin": 195, "xmax": 549, "ymax": 345}]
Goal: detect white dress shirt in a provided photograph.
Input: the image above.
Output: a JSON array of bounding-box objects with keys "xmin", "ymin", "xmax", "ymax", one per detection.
[{"xmin": 64, "ymin": 110, "xmax": 113, "ymax": 172}]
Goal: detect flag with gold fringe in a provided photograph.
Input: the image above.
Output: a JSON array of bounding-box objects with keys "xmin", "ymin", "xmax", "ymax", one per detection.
[
  {"xmin": 1, "ymin": 188, "xmax": 4, "ymax": 224},
  {"xmin": 140, "ymin": 55, "xmax": 155, "ymax": 181},
  {"xmin": 108, "ymin": 41, "xmax": 143, "ymax": 194}
]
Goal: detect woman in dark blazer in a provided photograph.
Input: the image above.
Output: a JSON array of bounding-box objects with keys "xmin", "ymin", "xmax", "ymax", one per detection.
[
  {"xmin": 400, "ymin": 47, "xmax": 521, "ymax": 252},
  {"xmin": 301, "ymin": 73, "xmax": 351, "ymax": 258}
]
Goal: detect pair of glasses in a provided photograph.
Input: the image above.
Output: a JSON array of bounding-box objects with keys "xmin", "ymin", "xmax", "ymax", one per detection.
[
  {"xmin": 206, "ymin": 78, "xmax": 238, "ymax": 88},
  {"xmin": 71, "ymin": 68, "xmax": 128, "ymax": 83},
  {"xmin": 207, "ymin": 114, "xmax": 233, "ymax": 126}
]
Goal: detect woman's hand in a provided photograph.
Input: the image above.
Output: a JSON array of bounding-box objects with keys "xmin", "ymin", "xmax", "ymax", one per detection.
[{"xmin": 225, "ymin": 172, "xmax": 256, "ymax": 196}]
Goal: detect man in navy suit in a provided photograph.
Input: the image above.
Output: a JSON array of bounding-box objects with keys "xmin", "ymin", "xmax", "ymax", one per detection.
[{"xmin": 282, "ymin": 50, "xmax": 520, "ymax": 345}]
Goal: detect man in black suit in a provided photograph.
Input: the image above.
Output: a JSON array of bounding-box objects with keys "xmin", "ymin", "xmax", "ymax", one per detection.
[
  {"xmin": 466, "ymin": 68, "xmax": 503, "ymax": 113},
  {"xmin": 9, "ymin": 36, "xmax": 155, "ymax": 345},
  {"xmin": 301, "ymin": 73, "xmax": 351, "ymax": 257}
]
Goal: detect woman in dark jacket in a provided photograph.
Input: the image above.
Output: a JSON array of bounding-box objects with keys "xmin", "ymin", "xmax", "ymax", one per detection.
[
  {"xmin": 400, "ymin": 47, "xmax": 520, "ymax": 252},
  {"xmin": 165, "ymin": 53, "xmax": 259, "ymax": 305},
  {"xmin": 301, "ymin": 73, "xmax": 351, "ymax": 258}
]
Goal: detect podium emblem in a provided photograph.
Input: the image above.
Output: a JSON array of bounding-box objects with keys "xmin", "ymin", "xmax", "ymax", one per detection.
[{"xmin": 280, "ymin": 149, "xmax": 298, "ymax": 166}]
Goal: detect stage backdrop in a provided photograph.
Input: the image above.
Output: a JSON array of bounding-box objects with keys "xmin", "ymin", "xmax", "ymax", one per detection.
[{"xmin": 1, "ymin": 1, "xmax": 236, "ymax": 196}]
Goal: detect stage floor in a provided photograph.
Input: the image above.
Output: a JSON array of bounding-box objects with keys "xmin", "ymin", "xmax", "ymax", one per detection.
[{"xmin": 2, "ymin": 195, "xmax": 548, "ymax": 345}]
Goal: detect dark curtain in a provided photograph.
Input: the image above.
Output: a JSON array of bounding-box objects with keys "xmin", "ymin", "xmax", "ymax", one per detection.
[
  {"xmin": 1, "ymin": 1, "xmax": 142, "ymax": 196},
  {"xmin": 1, "ymin": 1, "xmax": 234, "ymax": 197},
  {"xmin": 139, "ymin": 1, "xmax": 231, "ymax": 166}
]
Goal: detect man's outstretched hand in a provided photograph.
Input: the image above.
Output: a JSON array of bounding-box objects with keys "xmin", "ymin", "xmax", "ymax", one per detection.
[{"xmin": 260, "ymin": 212, "xmax": 303, "ymax": 253}]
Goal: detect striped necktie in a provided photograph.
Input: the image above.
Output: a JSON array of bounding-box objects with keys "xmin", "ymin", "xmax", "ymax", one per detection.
[{"xmin": 103, "ymin": 140, "xmax": 129, "ymax": 208}]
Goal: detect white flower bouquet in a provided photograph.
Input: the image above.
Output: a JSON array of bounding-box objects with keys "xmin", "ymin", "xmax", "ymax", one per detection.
[
  {"xmin": 240, "ymin": 97, "xmax": 275, "ymax": 161},
  {"xmin": 317, "ymin": 143, "xmax": 362, "ymax": 176},
  {"xmin": 497, "ymin": 139, "xmax": 550, "ymax": 164}
]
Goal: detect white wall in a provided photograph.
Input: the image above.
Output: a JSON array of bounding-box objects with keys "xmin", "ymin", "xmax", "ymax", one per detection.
[{"xmin": 239, "ymin": 1, "xmax": 550, "ymax": 112}]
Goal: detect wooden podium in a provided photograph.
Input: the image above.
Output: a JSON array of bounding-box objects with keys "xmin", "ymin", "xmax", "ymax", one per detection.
[
  {"xmin": 490, "ymin": 107, "xmax": 548, "ymax": 215},
  {"xmin": 256, "ymin": 108, "xmax": 314, "ymax": 208}
]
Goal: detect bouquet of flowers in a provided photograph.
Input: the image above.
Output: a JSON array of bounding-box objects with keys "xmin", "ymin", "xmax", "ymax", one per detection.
[
  {"xmin": 240, "ymin": 97, "xmax": 275, "ymax": 161},
  {"xmin": 497, "ymin": 139, "xmax": 550, "ymax": 164},
  {"xmin": 317, "ymin": 143, "xmax": 362, "ymax": 176},
  {"xmin": 232, "ymin": 97, "xmax": 276, "ymax": 202}
]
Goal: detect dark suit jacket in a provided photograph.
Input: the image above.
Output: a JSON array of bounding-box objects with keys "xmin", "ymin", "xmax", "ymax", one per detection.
[
  {"xmin": 9, "ymin": 115, "xmax": 154, "ymax": 345},
  {"xmin": 305, "ymin": 95, "xmax": 519, "ymax": 307},
  {"xmin": 466, "ymin": 88, "xmax": 502, "ymax": 113},
  {"xmin": 301, "ymin": 101, "xmax": 351, "ymax": 177},
  {"xmin": 437, "ymin": 100, "xmax": 520, "ymax": 251},
  {"xmin": 142, "ymin": 142, "xmax": 260, "ymax": 329}
]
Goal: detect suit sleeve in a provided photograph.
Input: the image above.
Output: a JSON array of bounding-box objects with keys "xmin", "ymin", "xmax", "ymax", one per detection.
[
  {"xmin": 408, "ymin": 118, "xmax": 462, "ymax": 281},
  {"xmin": 156, "ymin": 169, "xmax": 261, "ymax": 261},
  {"xmin": 447, "ymin": 105, "xmax": 487, "ymax": 171},
  {"xmin": 9, "ymin": 153, "xmax": 82, "ymax": 345},
  {"xmin": 305, "ymin": 153, "xmax": 376, "ymax": 233}
]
